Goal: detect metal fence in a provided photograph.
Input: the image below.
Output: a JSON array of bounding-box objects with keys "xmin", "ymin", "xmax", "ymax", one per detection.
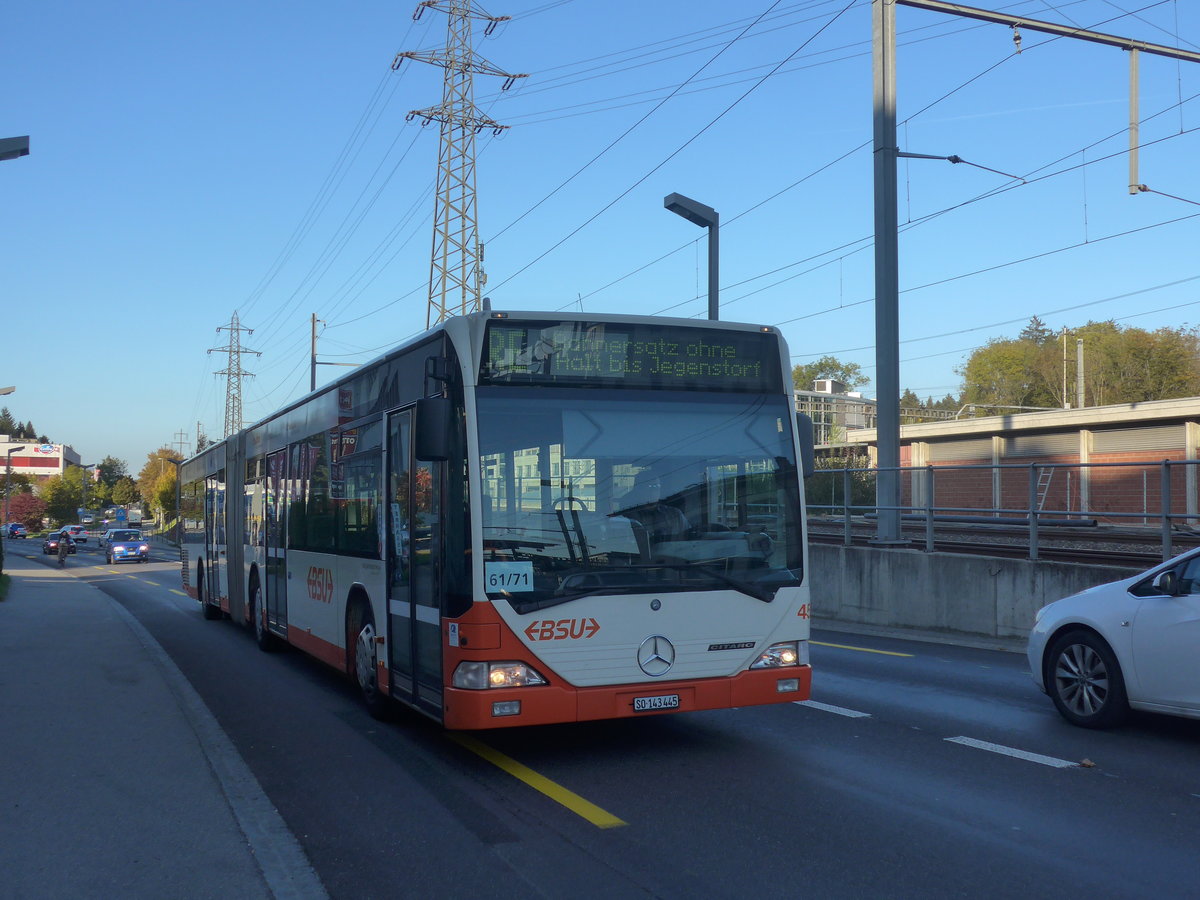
[{"xmin": 808, "ymin": 458, "xmax": 1200, "ymax": 561}]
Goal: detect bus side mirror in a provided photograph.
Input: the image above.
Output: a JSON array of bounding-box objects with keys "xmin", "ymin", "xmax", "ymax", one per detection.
[
  {"xmin": 795, "ymin": 413, "xmax": 815, "ymax": 479},
  {"xmin": 415, "ymin": 397, "xmax": 451, "ymax": 461}
]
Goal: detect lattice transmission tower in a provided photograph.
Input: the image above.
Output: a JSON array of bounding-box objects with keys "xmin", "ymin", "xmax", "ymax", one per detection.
[
  {"xmin": 393, "ymin": 1, "xmax": 525, "ymax": 327},
  {"xmin": 209, "ymin": 312, "xmax": 261, "ymax": 438}
]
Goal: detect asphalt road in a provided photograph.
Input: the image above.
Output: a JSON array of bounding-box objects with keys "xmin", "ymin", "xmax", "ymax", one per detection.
[{"xmin": 37, "ymin": 541, "xmax": 1200, "ymax": 898}]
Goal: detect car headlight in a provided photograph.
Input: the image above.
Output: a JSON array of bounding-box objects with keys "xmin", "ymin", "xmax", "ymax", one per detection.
[
  {"xmin": 750, "ymin": 641, "xmax": 802, "ymax": 669},
  {"xmin": 138, "ymin": 544, "xmax": 149, "ymax": 552},
  {"xmin": 452, "ymin": 661, "xmax": 548, "ymax": 689}
]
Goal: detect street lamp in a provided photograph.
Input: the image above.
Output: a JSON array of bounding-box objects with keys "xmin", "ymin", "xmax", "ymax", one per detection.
[
  {"xmin": 664, "ymin": 192, "xmax": 720, "ymax": 321},
  {"xmin": 4, "ymin": 445, "xmax": 27, "ymax": 530},
  {"xmin": 0, "ymin": 386, "xmax": 15, "ymax": 396},
  {"xmin": 80, "ymin": 463, "xmax": 97, "ymax": 525},
  {"xmin": 0, "ymin": 136, "xmax": 29, "ymax": 162}
]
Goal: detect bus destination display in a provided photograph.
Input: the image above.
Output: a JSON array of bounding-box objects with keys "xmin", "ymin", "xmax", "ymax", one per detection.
[{"xmin": 480, "ymin": 320, "xmax": 780, "ymax": 392}]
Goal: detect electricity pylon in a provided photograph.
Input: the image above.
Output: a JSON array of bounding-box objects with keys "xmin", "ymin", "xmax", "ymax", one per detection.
[
  {"xmin": 393, "ymin": 1, "xmax": 525, "ymax": 327},
  {"xmin": 209, "ymin": 312, "xmax": 261, "ymax": 438}
]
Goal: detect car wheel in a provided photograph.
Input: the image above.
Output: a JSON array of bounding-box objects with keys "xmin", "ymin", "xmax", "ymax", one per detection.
[{"xmin": 1046, "ymin": 629, "xmax": 1129, "ymax": 728}]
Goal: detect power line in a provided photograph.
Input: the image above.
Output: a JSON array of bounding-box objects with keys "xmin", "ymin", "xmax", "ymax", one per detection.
[{"xmin": 490, "ymin": 0, "xmax": 857, "ymax": 295}]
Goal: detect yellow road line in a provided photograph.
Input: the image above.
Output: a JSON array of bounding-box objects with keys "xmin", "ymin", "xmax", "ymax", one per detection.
[
  {"xmin": 811, "ymin": 640, "xmax": 914, "ymax": 658},
  {"xmin": 449, "ymin": 733, "xmax": 626, "ymax": 829}
]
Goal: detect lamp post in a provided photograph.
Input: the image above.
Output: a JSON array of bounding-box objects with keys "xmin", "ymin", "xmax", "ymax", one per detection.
[
  {"xmin": 0, "ymin": 136, "xmax": 29, "ymax": 162},
  {"xmin": 4, "ymin": 445, "xmax": 27, "ymax": 531},
  {"xmin": 663, "ymin": 193, "xmax": 720, "ymax": 321},
  {"xmin": 80, "ymin": 463, "xmax": 97, "ymax": 527}
]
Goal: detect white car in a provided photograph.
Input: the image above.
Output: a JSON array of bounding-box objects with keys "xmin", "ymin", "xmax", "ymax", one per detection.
[
  {"xmin": 63, "ymin": 524, "xmax": 88, "ymax": 544},
  {"xmin": 1028, "ymin": 547, "xmax": 1200, "ymax": 728}
]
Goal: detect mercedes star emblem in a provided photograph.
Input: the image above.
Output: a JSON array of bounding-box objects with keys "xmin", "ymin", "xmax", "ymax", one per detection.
[{"xmin": 637, "ymin": 635, "xmax": 675, "ymax": 677}]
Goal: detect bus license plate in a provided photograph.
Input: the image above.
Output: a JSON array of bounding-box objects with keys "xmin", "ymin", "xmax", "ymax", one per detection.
[{"xmin": 633, "ymin": 694, "xmax": 680, "ymax": 712}]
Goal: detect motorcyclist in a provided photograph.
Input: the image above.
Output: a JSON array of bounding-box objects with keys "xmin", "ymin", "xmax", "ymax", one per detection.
[{"xmin": 57, "ymin": 531, "xmax": 71, "ymax": 566}]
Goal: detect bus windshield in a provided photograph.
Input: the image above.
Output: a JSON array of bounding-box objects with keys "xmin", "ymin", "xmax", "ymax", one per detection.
[{"xmin": 476, "ymin": 387, "xmax": 803, "ymax": 612}]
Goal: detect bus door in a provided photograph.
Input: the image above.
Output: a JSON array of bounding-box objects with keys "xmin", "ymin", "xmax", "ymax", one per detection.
[
  {"xmin": 386, "ymin": 409, "xmax": 444, "ymax": 714},
  {"xmin": 265, "ymin": 449, "xmax": 288, "ymax": 633},
  {"xmin": 204, "ymin": 472, "xmax": 224, "ymax": 606}
]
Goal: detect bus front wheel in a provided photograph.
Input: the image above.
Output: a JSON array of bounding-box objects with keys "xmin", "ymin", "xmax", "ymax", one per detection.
[
  {"xmin": 350, "ymin": 602, "xmax": 389, "ymax": 720},
  {"xmin": 250, "ymin": 581, "xmax": 277, "ymax": 652}
]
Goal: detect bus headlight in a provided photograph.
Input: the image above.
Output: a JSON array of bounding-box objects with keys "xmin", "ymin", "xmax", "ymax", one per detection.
[
  {"xmin": 750, "ymin": 641, "xmax": 801, "ymax": 669},
  {"xmin": 452, "ymin": 661, "xmax": 548, "ymax": 689}
]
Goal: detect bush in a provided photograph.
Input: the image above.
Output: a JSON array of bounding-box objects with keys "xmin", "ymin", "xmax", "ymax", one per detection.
[{"xmin": 808, "ymin": 454, "xmax": 875, "ymax": 514}]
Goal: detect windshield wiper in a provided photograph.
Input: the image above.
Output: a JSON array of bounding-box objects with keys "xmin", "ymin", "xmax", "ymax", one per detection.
[
  {"xmin": 510, "ymin": 582, "xmax": 683, "ymax": 612},
  {"xmin": 630, "ymin": 562, "xmax": 776, "ymax": 603}
]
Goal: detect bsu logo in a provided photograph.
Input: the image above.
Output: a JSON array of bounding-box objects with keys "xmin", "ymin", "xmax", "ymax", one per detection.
[
  {"xmin": 523, "ymin": 618, "xmax": 600, "ymax": 641},
  {"xmin": 306, "ymin": 567, "xmax": 334, "ymax": 604}
]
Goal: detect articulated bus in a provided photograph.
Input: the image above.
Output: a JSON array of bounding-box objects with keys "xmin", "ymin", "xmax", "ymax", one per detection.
[{"xmin": 179, "ymin": 311, "xmax": 814, "ymax": 729}]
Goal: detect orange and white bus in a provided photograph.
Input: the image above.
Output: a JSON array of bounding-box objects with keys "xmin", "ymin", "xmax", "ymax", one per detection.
[{"xmin": 179, "ymin": 311, "xmax": 814, "ymax": 728}]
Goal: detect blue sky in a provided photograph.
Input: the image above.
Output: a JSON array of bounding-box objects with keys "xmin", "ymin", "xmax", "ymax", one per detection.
[{"xmin": 4, "ymin": 0, "xmax": 1198, "ymax": 471}]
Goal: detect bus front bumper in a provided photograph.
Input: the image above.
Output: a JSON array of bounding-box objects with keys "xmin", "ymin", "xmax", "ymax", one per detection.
[{"xmin": 442, "ymin": 664, "xmax": 812, "ymax": 730}]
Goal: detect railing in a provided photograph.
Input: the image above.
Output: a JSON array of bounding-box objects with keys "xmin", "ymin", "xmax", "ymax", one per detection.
[{"xmin": 808, "ymin": 458, "xmax": 1200, "ymax": 562}]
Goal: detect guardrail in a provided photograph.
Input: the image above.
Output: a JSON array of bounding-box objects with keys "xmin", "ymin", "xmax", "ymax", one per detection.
[{"xmin": 809, "ymin": 458, "xmax": 1200, "ymax": 562}]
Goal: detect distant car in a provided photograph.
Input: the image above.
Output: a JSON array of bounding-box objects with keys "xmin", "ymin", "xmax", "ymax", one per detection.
[
  {"xmin": 43, "ymin": 532, "xmax": 76, "ymax": 555},
  {"xmin": 63, "ymin": 524, "xmax": 88, "ymax": 544},
  {"xmin": 1028, "ymin": 547, "xmax": 1200, "ymax": 728},
  {"xmin": 106, "ymin": 530, "xmax": 149, "ymax": 565},
  {"xmin": 6, "ymin": 523, "xmax": 28, "ymax": 539}
]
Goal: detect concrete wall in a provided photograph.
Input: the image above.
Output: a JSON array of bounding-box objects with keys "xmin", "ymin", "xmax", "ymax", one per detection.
[{"xmin": 809, "ymin": 543, "xmax": 1141, "ymax": 641}]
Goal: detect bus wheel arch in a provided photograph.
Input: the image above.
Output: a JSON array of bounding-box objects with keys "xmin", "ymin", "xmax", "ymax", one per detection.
[{"xmin": 346, "ymin": 588, "xmax": 389, "ymax": 719}]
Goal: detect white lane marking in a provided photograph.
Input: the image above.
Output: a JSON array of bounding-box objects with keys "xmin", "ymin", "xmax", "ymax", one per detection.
[
  {"xmin": 946, "ymin": 736, "xmax": 1078, "ymax": 768},
  {"xmin": 794, "ymin": 700, "xmax": 872, "ymax": 718}
]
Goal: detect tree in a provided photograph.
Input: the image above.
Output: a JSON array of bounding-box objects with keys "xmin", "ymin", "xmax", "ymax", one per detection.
[
  {"xmin": 89, "ymin": 480, "xmax": 113, "ymax": 509},
  {"xmin": 1018, "ymin": 316, "xmax": 1053, "ymax": 345},
  {"xmin": 137, "ymin": 447, "xmax": 183, "ymax": 515},
  {"xmin": 9, "ymin": 493, "xmax": 46, "ymax": 531},
  {"xmin": 97, "ymin": 456, "xmax": 128, "ymax": 489},
  {"xmin": 0, "ymin": 407, "xmax": 15, "ymax": 435},
  {"xmin": 1, "ymin": 471, "xmax": 33, "ymax": 497},
  {"xmin": 154, "ymin": 471, "xmax": 177, "ymax": 516},
  {"xmin": 112, "ymin": 476, "xmax": 138, "ymax": 505},
  {"xmin": 792, "ymin": 356, "xmax": 868, "ymax": 392},
  {"xmin": 40, "ymin": 469, "xmax": 89, "ymax": 526},
  {"xmin": 960, "ymin": 319, "xmax": 1200, "ymax": 410}
]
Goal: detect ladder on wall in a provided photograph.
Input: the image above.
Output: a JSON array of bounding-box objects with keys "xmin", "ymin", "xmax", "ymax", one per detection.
[{"xmin": 1036, "ymin": 467, "xmax": 1054, "ymax": 512}]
